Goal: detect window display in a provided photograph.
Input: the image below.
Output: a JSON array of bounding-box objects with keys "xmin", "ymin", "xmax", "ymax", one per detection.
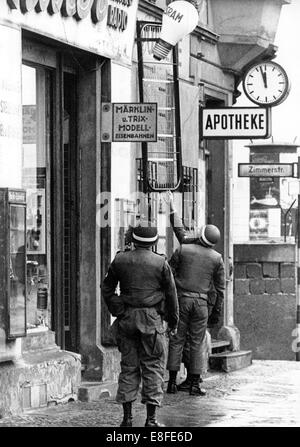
[
  {"xmin": 0, "ymin": 189, "xmax": 27, "ymax": 339},
  {"xmin": 22, "ymin": 64, "xmax": 51, "ymax": 330}
]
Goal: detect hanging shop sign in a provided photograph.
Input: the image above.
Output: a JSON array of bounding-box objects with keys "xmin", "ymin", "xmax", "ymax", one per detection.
[
  {"xmin": 238, "ymin": 163, "xmax": 295, "ymax": 178},
  {"xmin": 200, "ymin": 107, "xmax": 271, "ymax": 139},
  {"xmin": 101, "ymin": 103, "xmax": 157, "ymax": 142},
  {"xmin": 3, "ymin": 0, "xmax": 138, "ymax": 65},
  {"xmin": 8, "ymin": 0, "xmax": 132, "ymax": 29}
]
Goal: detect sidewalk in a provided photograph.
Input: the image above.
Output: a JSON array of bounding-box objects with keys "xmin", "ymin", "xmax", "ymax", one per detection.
[{"xmin": 0, "ymin": 360, "xmax": 300, "ymax": 427}]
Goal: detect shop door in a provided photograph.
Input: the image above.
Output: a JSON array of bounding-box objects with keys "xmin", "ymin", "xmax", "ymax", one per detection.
[{"xmin": 22, "ymin": 39, "xmax": 80, "ymax": 353}]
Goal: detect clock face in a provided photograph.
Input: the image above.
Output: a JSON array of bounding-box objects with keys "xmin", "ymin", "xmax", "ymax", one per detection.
[{"xmin": 243, "ymin": 61, "xmax": 290, "ymax": 107}]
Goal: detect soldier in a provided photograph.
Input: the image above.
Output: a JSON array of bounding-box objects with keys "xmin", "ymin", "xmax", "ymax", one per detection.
[
  {"xmin": 102, "ymin": 223, "xmax": 179, "ymax": 427},
  {"xmin": 165, "ymin": 191, "xmax": 225, "ymax": 396}
]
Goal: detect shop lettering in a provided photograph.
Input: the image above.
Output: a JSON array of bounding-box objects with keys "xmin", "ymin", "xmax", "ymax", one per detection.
[
  {"xmin": 7, "ymin": 0, "xmax": 131, "ymax": 26},
  {"xmin": 115, "ymin": 104, "xmax": 155, "ymax": 114},
  {"xmin": 111, "ymin": 0, "xmax": 132, "ymax": 6},
  {"xmin": 106, "ymin": 4, "xmax": 127, "ymax": 31},
  {"xmin": 205, "ymin": 112, "xmax": 265, "ymax": 131},
  {"xmin": 118, "ymin": 124, "xmax": 151, "ymax": 132},
  {"xmin": 0, "ymin": 100, "xmax": 20, "ymax": 115},
  {"xmin": 248, "ymin": 165, "xmax": 284, "ymax": 175},
  {"xmin": 164, "ymin": 6, "xmax": 183, "ymax": 23}
]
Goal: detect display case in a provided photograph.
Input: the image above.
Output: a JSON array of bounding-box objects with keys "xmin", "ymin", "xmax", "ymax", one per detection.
[{"xmin": 0, "ymin": 188, "xmax": 27, "ymax": 339}]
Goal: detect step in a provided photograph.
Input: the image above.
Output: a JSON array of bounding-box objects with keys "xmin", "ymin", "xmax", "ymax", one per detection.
[
  {"xmin": 21, "ymin": 329, "xmax": 57, "ymax": 354},
  {"xmin": 211, "ymin": 339, "xmax": 231, "ymax": 351},
  {"xmin": 209, "ymin": 350, "xmax": 252, "ymax": 373},
  {"xmin": 78, "ymin": 381, "xmax": 118, "ymax": 402}
]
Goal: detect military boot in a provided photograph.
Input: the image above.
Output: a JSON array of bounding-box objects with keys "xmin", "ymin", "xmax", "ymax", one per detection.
[
  {"xmin": 120, "ymin": 402, "xmax": 133, "ymax": 427},
  {"xmin": 178, "ymin": 373, "xmax": 203, "ymax": 391},
  {"xmin": 189, "ymin": 374, "xmax": 206, "ymax": 396},
  {"xmin": 145, "ymin": 404, "xmax": 165, "ymax": 427},
  {"xmin": 178, "ymin": 373, "xmax": 192, "ymax": 391},
  {"xmin": 166, "ymin": 370, "xmax": 178, "ymax": 394}
]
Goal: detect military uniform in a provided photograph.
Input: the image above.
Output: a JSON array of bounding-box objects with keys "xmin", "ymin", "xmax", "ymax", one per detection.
[
  {"xmin": 167, "ymin": 210, "xmax": 225, "ymax": 394},
  {"xmin": 102, "ymin": 239, "xmax": 178, "ymax": 424}
]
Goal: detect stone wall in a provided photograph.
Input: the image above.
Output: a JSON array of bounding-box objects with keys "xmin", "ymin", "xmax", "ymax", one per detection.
[
  {"xmin": 0, "ymin": 331, "xmax": 81, "ymax": 417},
  {"xmin": 234, "ymin": 243, "xmax": 297, "ymax": 360}
]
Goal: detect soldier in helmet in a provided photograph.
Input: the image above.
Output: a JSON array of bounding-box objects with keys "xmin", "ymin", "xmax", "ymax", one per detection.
[
  {"xmin": 165, "ymin": 191, "xmax": 225, "ymax": 396},
  {"xmin": 102, "ymin": 223, "xmax": 179, "ymax": 427}
]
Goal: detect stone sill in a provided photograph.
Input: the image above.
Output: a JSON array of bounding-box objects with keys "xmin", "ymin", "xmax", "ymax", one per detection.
[
  {"xmin": 234, "ymin": 243, "xmax": 295, "ymax": 263},
  {"xmin": 27, "ymin": 327, "xmax": 48, "ymax": 334}
]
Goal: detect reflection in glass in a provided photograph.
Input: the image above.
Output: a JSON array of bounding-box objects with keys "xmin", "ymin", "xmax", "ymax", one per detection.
[
  {"xmin": 9, "ymin": 205, "xmax": 26, "ymax": 337},
  {"xmin": 22, "ymin": 64, "xmax": 51, "ymax": 330}
]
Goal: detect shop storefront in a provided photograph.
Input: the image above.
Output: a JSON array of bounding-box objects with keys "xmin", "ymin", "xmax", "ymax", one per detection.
[
  {"xmin": 0, "ymin": 0, "xmax": 287, "ymax": 416},
  {"xmin": 0, "ymin": 0, "xmax": 138, "ymax": 415}
]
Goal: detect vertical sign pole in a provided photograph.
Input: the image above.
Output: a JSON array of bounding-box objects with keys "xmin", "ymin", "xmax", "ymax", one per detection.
[{"xmin": 297, "ymin": 157, "xmax": 300, "ymax": 361}]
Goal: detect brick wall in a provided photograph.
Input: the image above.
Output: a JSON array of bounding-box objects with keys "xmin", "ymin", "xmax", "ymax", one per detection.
[
  {"xmin": 234, "ymin": 261, "xmax": 295, "ymax": 296},
  {"xmin": 234, "ymin": 244, "xmax": 297, "ymax": 360}
]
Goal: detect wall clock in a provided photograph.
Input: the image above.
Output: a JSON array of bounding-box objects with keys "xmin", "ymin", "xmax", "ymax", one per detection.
[{"xmin": 242, "ymin": 61, "xmax": 290, "ymax": 107}]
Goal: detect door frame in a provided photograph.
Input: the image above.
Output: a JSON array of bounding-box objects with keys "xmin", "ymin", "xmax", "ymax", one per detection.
[{"xmin": 22, "ymin": 32, "xmax": 80, "ymax": 351}]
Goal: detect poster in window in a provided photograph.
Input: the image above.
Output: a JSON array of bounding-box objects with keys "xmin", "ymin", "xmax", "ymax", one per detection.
[{"xmin": 249, "ymin": 209, "xmax": 268, "ymax": 240}]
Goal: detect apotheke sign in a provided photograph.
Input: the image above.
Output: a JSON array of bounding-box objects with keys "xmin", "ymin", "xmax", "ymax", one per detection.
[{"xmin": 200, "ymin": 107, "xmax": 271, "ymax": 139}]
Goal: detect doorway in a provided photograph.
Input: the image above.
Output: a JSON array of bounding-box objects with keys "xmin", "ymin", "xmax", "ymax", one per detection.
[{"xmin": 22, "ymin": 37, "xmax": 80, "ymax": 353}]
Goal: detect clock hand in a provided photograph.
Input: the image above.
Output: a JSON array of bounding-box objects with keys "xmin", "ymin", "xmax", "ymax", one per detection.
[{"xmin": 260, "ymin": 66, "xmax": 267, "ymax": 88}]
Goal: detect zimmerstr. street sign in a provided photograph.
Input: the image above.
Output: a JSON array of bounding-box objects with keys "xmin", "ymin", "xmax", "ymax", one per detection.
[{"xmin": 238, "ymin": 163, "xmax": 295, "ymax": 177}]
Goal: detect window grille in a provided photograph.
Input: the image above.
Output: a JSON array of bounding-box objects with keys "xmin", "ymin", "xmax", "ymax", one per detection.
[
  {"xmin": 136, "ymin": 21, "xmax": 182, "ymax": 192},
  {"xmin": 136, "ymin": 158, "xmax": 158, "ymax": 224},
  {"xmin": 182, "ymin": 166, "xmax": 198, "ymax": 230}
]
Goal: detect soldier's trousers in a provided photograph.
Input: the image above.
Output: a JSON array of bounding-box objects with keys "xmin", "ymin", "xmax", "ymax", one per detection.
[
  {"xmin": 116, "ymin": 307, "xmax": 167, "ymax": 406},
  {"xmin": 167, "ymin": 297, "xmax": 208, "ymax": 375}
]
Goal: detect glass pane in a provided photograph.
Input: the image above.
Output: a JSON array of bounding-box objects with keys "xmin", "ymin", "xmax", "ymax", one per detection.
[
  {"xmin": 9, "ymin": 205, "xmax": 26, "ymax": 337},
  {"xmin": 22, "ymin": 64, "xmax": 51, "ymax": 330}
]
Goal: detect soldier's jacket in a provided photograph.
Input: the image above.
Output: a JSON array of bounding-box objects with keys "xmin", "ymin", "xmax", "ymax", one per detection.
[
  {"xmin": 169, "ymin": 210, "xmax": 225, "ymax": 311},
  {"xmin": 102, "ymin": 246, "xmax": 179, "ymax": 330}
]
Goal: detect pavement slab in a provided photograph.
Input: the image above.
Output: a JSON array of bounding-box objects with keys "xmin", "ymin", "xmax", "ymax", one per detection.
[{"xmin": 0, "ymin": 360, "xmax": 300, "ymax": 427}]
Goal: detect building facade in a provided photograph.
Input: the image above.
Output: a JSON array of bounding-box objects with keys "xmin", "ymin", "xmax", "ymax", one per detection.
[{"xmin": 0, "ymin": 0, "xmax": 288, "ymax": 415}]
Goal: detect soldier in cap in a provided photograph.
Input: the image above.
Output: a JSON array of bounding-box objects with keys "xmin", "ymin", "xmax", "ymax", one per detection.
[
  {"xmin": 165, "ymin": 192, "xmax": 225, "ymax": 396},
  {"xmin": 102, "ymin": 223, "xmax": 179, "ymax": 427}
]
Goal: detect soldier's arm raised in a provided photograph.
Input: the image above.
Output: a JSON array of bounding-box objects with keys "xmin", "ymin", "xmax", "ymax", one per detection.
[{"xmin": 165, "ymin": 191, "xmax": 196, "ymax": 244}]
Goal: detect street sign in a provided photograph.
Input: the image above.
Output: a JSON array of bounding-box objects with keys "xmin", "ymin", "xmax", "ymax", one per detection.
[
  {"xmin": 238, "ymin": 163, "xmax": 295, "ymax": 178},
  {"xmin": 200, "ymin": 107, "xmax": 271, "ymax": 139},
  {"xmin": 101, "ymin": 102, "xmax": 157, "ymax": 142}
]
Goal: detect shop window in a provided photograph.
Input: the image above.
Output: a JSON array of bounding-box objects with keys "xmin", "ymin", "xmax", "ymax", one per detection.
[
  {"xmin": 114, "ymin": 198, "xmax": 137, "ymax": 252},
  {"xmin": 136, "ymin": 158, "xmax": 167, "ymax": 253},
  {"xmin": 182, "ymin": 166, "xmax": 198, "ymax": 230},
  {"xmin": 21, "ymin": 64, "xmax": 52, "ymax": 331}
]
